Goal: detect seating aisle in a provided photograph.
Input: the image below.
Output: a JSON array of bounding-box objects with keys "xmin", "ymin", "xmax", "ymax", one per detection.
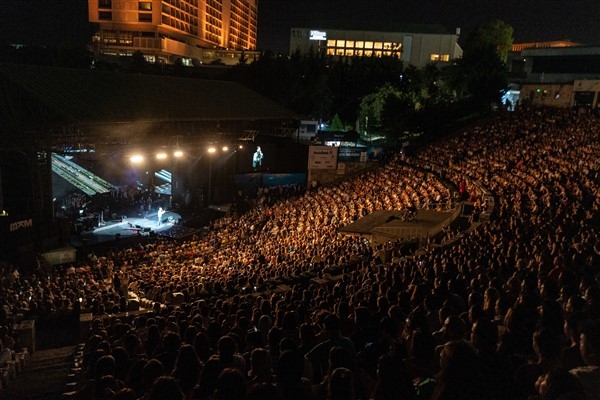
[{"xmin": 1, "ymin": 346, "xmax": 77, "ymax": 400}]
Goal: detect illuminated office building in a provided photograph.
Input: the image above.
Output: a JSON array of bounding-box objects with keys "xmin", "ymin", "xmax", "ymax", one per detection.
[
  {"xmin": 88, "ymin": 0, "xmax": 258, "ymax": 65},
  {"xmin": 290, "ymin": 26, "xmax": 462, "ymax": 68}
]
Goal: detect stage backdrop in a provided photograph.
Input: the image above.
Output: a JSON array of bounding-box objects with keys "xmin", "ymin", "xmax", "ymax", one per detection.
[{"xmin": 234, "ymin": 173, "xmax": 307, "ymax": 196}]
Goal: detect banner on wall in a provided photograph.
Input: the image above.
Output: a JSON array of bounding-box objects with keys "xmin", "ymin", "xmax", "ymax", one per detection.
[{"xmin": 308, "ymin": 146, "xmax": 338, "ymax": 169}]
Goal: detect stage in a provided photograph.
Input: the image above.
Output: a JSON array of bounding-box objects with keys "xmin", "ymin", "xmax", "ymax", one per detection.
[
  {"xmin": 72, "ymin": 209, "xmax": 203, "ymax": 246},
  {"xmin": 338, "ymin": 208, "xmax": 460, "ymax": 245}
]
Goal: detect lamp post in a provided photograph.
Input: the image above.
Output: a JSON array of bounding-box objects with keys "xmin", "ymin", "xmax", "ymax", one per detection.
[
  {"xmin": 207, "ymin": 146, "xmax": 216, "ymax": 207},
  {"xmin": 171, "ymin": 149, "xmax": 183, "ymax": 208}
]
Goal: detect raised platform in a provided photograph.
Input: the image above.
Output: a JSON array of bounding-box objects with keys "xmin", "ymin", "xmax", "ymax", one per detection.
[
  {"xmin": 74, "ymin": 209, "xmax": 188, "ymax": 245},
  {"xmin": 339, "ymin": 208, "xmax": 458, "ymax": 245}
]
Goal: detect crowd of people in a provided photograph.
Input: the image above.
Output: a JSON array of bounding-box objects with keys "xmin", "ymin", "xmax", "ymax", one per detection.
[{"xmin": 0, "ymin": 106, "xmax": 599, "ymax": 399}]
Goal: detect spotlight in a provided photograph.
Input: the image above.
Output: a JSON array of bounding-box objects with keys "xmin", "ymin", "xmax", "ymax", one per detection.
[{"xmin": 130, "ymin": 155, "xmax": 144, "ymax": 163}]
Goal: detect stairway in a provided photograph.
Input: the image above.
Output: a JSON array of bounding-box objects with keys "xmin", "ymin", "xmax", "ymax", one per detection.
[{"xmin": 1, "ymin": 346, "xmax": 78, "ymax": 400}]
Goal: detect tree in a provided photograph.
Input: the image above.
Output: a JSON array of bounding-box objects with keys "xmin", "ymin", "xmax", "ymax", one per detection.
[
  {"xmin": 237, "ymin": 50, "xmax": 248, "ymax": 66},
  {"xmin": 130, "ymin": 50, "xmax": 148, "ymax": 73},
  {"xmin": 453, "ymin": 20, "xmax": 514, "ymax": 107},
  {"xmin": 358, "ymin": 83, "xmax": 420, "ymax": 142},
  {"xmin": 329, "ymin": 114, "xmax": 345, "ymax": 131},
  {"xmin": 465, "ymin": 20, "xmax": 514, "ymax": 64}
]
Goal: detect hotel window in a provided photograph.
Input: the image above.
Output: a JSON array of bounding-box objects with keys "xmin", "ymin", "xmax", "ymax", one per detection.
[
  {"xmin": 103, "ymin": 31, "xmax": 117, "ymax": 44},
  {"xmin": 364, "ymin": 41, "xmax": 373, "ymax": 49},
  {"xmin": 383, "ymin": 42, "xmax": 392, "ymax": 50},
  {"xmin": 374, "ymin": 50, "xmax": 382, "ymax": 57},
  {"xmin": 99, "ymin": 11, "xmax": 112, "ymax": 20},
  {"xmin": 355, "ymin": 41, "xmax": 364, "ymax": 49},
  {"xmin": 336, "ymin": 40, "xmax": 345, "ymax": 47},
  {"xmin": 139, "ymin": 12, "xmax": 152, "ymax": 22},
  {"xmin": 364, "ymin": 50, "xmax": 372, "ymax": 57},
  {"xmin": 430, "ymin": 54, "xmax": 450, "ymax": 62},
  {"xmin": 336, "ymin": 48, "xmax": 344, "ymax": 56},
  {"xmin": 374, "ymin": 42, "xmax": 383, "ymax": 49},
  {"xmin": 99, "ymin": 0, "xmax": 112, "ymax": 8},
  {"xmin": 327, "ymin": 48, "xmax": 335, "ymax": 56},
  {"xmin": 355, "ymin": 49, "xmax": 363, "ymax": 56},
  {"xmin": 346, "ymin": 40, "xmax": 354, "ymax": 48},
  {"xmin": 118, "ymin": 32, "xmax": 133, "ymax": 45},
  {"xmin": 139, "ymin": 2, "xmax": 152, "ymax": 10},
  {"xmin": 327, "ymin": 40, "xmax": 336, "ymax": 47}
]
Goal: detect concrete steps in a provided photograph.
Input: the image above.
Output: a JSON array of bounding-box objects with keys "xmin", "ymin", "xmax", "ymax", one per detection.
[{"xmin": 1, "ymin": 346, "xmax": 78, "ymax": 400}]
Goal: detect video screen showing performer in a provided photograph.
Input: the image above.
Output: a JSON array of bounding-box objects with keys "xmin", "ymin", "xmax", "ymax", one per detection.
[{"xmin": 252, "ymin": 146, "xmax": 263, "ymax": 171}]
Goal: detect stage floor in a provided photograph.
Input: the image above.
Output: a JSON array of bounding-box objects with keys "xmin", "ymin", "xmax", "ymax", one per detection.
[
  {"xmin": 339, "ymin": 209, "xmax": 454, "ymax": 236},
  {"xmin": 72, "ymin": 209, "xmax": 202, "ymax": 246}
]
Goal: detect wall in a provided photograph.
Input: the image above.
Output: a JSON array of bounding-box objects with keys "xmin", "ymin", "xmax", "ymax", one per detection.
[{"xmin": 520, "ymin": 83, "xmax": 574, "ymax": 107}]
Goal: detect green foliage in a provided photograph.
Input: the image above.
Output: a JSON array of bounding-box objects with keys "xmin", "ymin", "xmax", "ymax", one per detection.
[
  {"xmin": 451, "ymin": 20, "xmax": 514, "ymax": 107},
  {"xmin": 465, "ymin": 19, "xmax": 513, "ymax": 63},
  {"xmin": 237, "ymin": 50, "xmax": 248, "ymax": 66},
  {"xmin": 0, "ymin": 44, "xmax": 94, "ymax": 69},
  {"xmin": 329, "ymin": 114, "xmax": 345, "ymax": 131},
  {"xmin": 228, "ymin": 51, "xmax": 404, "ymax": 126},
  {"xmin": 130, "ymin": 50, "xmax": 148, "ymax": 73},
  {"xmin": 358, "ymin": 83, "xmax": 420, "ymax": 142}
]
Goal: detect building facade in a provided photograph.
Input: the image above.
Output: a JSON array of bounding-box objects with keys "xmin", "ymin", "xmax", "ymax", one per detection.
[
  {"xmin": 519, "ymin": 80, "xmax": 600, "ymax": 108},
  {"xmin": 88, "ymin": 0, "xmax": 258, "ymax": 65},
  {"xmin": 289, "ymin": 26, "xmax": 462, "ymax": 68},
  {"xmin": 507, "ymin": 42, "xmax": 600, "ymax": 108}
]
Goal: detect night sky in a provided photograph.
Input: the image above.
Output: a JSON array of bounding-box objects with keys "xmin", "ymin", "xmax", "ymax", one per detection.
[
  {"xmin": 258, "ymin": 0, "xmax": 600, "ymax": 53},
  {"xmin": 2, "ymin": 0, "xmax": 599, "ymax": 53}
]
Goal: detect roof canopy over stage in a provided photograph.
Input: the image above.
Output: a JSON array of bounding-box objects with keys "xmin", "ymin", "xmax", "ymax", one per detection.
[{"xmin": 0, "ymin": 63, "xmax": 299, "ymax": 151}]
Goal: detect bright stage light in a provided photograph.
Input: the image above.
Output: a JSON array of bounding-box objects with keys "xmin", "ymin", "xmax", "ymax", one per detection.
[
  {"xmin": 156, "ymin": 153, "xmax": 167, "ymax": 160},
  {"xmin": 208, "ymin": 147, "xmax": 216, "ymax": 154},
  {"xmin": 130, "ymin": 155, "xmax": 144, "ymax": 163},
  {"xmin": 173, "ymin": 150, "xmax": 183, "ymax": 157},
  {"xmin": 222, "ymin": 146, "xmax": 229, "ymax": 152}
]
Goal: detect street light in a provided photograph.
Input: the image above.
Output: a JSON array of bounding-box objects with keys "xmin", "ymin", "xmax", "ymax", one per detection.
[{"xmin": 207, "ymin": 147, "xmax": 216, "ymax": 207}]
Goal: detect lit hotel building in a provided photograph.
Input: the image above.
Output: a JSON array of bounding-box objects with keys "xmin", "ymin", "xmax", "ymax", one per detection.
[
  {"xmin": 290, "ymin": 25, "xmax": 462, "ymax": 68},
  {"xmin": 88, "ymin": 0, "xmax": 258, "ymax": 65}
]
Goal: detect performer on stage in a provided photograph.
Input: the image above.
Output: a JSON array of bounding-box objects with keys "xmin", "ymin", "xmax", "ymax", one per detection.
[
  {"xmin": 252, "ymin": 146, "xmax": 263, "ymax": 171},
  {"xmin": 157, "ymin": 207, "xmax": 165, "ymax": 226}
]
